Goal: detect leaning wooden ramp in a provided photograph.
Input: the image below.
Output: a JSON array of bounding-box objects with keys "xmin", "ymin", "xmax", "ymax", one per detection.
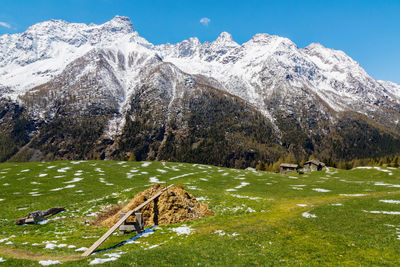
[{"xmin": 82, "ymin": 184, "xmax": 174, "ymax": 257}]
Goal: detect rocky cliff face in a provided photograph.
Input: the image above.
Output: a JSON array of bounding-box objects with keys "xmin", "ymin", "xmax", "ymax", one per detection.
[{"xmin": 0, "ymin": 16, "xmax": 399, "ymax": 166}]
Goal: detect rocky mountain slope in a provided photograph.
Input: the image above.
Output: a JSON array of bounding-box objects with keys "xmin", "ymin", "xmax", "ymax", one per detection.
[{"xmin": 0, "ymin": 16, "xmax": 399, "ymax": 166}]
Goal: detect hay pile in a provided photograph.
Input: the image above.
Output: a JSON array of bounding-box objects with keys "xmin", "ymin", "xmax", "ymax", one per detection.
[{"xmin": 100, "ymin": 184, "xmax": 213, "ymax": 227}]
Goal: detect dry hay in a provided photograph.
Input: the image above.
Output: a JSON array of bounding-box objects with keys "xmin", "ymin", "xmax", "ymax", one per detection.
[{"xmin": 100, "ymin": 184, "xmax": 213, "ymax": 227}]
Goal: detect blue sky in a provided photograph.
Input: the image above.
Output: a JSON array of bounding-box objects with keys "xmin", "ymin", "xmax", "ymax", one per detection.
[{"xmin": 0, "ymin": 0, "xmax": 399, "ymax": 83}]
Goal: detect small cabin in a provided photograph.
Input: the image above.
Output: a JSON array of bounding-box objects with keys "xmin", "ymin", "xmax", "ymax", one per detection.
[
  {"xmin": 280, "ymin": 163, "xmax": 300, "ymax": 174},
  {"xmin": 303, "ymin": 160, "xmax": 325, "ymax": 172}
]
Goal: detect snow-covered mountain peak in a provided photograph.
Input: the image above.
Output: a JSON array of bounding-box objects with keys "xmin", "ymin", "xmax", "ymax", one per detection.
[
  {"xmin": 100, "ymin": 15, "xmax": 134, "ymax": 33},
  {"xmin": 213, "ymin": 32, "xmax": 238, "ymax": 46}
]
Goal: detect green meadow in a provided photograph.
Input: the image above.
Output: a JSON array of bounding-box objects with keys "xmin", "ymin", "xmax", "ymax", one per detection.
[{"xmin": 0, "ymin": 160, "xmax": 400, "ymax": 266}]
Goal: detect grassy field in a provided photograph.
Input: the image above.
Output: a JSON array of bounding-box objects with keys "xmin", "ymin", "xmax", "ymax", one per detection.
[{"xmin": 0, "ymin": 161, "xmax": 400, "ymax": 266}]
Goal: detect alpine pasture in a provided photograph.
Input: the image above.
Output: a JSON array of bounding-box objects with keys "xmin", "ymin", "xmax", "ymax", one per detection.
[{"xmin": 0, "ymin": 161, "xmax": 399, "ymax": 266}]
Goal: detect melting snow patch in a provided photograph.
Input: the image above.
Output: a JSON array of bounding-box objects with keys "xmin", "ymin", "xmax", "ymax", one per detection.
[
  {"xmin": 374, "ymin": 182, "xmax": 400, "ymax": 188},
  {"xmin": 0, "ymin": 257, "xmax": 5, "ymax": 263},
  {"xmin": 57, "ymin": 167, "xmax": 71, "ymax": 173},
  {"xmin": 297, "ymin": 204, "xmax": 308, "ymax": 207},
  {"xmin": 339, "ymin": 194, "xmax": 366, "ymax": 197},
  {"xmin": 312, "ymin": 188, "xmax": 331, "ymax": 193},
  {"xmin": 171, "ymin": 225, "xmax": 193, "ymax": 236},
  {"xmin": 39, "ymin": 260, "xmax": 61, "ymax": 266},
  {"xmin": 20, "ymin": 169, "xmax": 30, "ymax": 172},
  {"xmin": 64, "ymin": 178, "xmax": 83, "ymax": 184},
  {"xmin": 363, "ymin": 210, "xmax": 400, "ymax": 215},
  {"xmin": 149, "ymin": 177, "xmax": 164, "ymax": 184},
  {"xmin": 90, "ymin": 252, "xmax": 125, "ymax": 265},
  {"xmin": 231, "ymin": 194, "xmax": 261, "ymax": 200},
  {"xmin": 157, "ymin": 169, "xmax": 167, "ymax": 173},
  {"xmin": 38, "ymin": 174, "xmax": 48, "ymax": 177},
  {"xmin": 50, "ymin": 185, "xmax": 75, "ymax": 191},
  {"xmin": 187, "ymin": 186, "xmax": 199, "ymax": 190},
  {"xmin": 226, "ymin": 189, "xmax": 236, "ymax": 192},
  {"xmin": 291, "ymin": 186, "xmax": 303, "ymax": 190},
  {"xmin": 0, "ymin": 199, "xmax": 4, "ymax": 201},
  {"xmin": 331, "ymin": 203, "xmax": 343, "ymax": 206},
  {"xmin": 235, "ymin": 182, "xmax": 250, "ymax": 189},
  {"xmin": 302, "ymin": 212, "xmax": 317, "ymax": 218},
  {"xmin": 288, "ymin": 176, "xmax": 298, "ymax": 179},
  {"xmin": 170, "ymin": 173, "xmax": 195, "ymax": 180},
  {"xmin": 380, "ymin": 200, "xmax": 400, "ymax": 204},
  {"xmin": 141, "ymin": 162, "xmax": 152, "ymax": 167},
  {"xmin": 200, "ymin": 178, "xmax": 208, "ymax": 181},
  {"xmin": 74, "ymin": 247, "xmax": 88, "ymax": 252},
  {"xmin": 214, "ymin": 230, "xmax": 225, "ymax": 236}
]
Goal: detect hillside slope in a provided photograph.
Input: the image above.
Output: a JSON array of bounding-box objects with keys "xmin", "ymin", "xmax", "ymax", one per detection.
[{"xmin": 1, "ymin": 16, "xmax": 400, "ymax": 165}]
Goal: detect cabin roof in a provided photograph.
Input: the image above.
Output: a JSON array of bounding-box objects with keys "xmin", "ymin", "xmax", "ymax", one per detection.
[
  {"xmin": 280, "ymin": 163, "xmax": 299, "ymax": 168},
  {"xmin": 305, "ymin": 159, "xmax": 325, "ymax": 166}
]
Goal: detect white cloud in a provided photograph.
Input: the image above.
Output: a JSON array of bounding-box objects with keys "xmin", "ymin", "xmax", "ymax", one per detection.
[
  {"xmin": 0, "ymin": 22, "xmax": 11, "ymax": 29},
  {"xmin": 200, "ymin": 17, "xmax": 211, "ymax": 26}
]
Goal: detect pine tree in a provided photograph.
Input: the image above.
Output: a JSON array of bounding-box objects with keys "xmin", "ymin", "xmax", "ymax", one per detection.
[{"xmin": 128, "ymin": 152, "xmax": 136, "ymax": 162}]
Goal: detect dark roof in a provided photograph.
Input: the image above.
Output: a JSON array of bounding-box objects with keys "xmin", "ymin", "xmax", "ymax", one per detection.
[
  {"xmin": 305, "ymin": 159, "xmax": 325, "ymax": 166},
  {"xmin": 280, "ymin": 163, "xmax": 299, "ymax": 168}
]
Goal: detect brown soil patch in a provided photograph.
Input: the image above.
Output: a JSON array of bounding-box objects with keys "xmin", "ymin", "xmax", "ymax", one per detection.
[
  {"xmin": 0, "ymin": 247, "xmax": 81, "ymax": 262},
  {"xmin": 100, "ymin": 184, "xmax": 213, "ymax": 227}
]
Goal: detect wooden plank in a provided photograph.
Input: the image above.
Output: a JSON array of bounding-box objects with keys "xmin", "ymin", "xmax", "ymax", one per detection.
[{"xmin": 81, "ymin": 184, "xmax": 173, "ymax": 257}]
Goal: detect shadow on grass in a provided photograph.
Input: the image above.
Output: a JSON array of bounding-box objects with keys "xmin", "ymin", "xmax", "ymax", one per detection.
[{"xmin": 93, "ymin": 225, "xmax": 158, "ymax": 254}]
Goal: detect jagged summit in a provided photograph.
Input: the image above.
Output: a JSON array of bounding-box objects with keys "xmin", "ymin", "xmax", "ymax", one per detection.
[
  {"xmin": 101, "ymin": 15, "xmax": 135, "ymax": 33},
  {"xmin": 214, "ymin": 32, "xmax": 237, "ymax": 45}
]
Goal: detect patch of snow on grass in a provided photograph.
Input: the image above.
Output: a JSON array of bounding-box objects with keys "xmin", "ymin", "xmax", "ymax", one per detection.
[
  {"xmin": 363, "ymin": 210, "xmax": 400, "ymax": 215},
  {"xmin": 331, "ymin": 203, "xmax": 343, "ymax": 206},
  {"xmin": 214, "ymin": 230, "xmax": 225, "ymax": 236},
  {"xmin": 288, "ymin": 176, "xmax": 298, "ymax": 179},
  {"xmin": 90, "ymin": 252, "xmax": 125, "ymax": 265},
  {"xmin": 374, "ymin": 182, "xmax": 400, "ymax": 188},
  {"xmin": 170, "ymin": 173, "xmax": 195, "ymax": 180},
  {"xmin": 20, "ymin": 169, "xmax": 30, "ymax": 172},
  {"xmin": 297, "ymin": 204, "xmax": 308, "ymax": 207},
  {"xmin": 64, "ymin": 178, "xmax": 83, "ymax": 184},
  {"xmin": 380, "ymin": 200, "xmax": 400, "ymax": 204},
  {"xmin": 157, "ymin": 169, "xmax": 167, "ymax": 173},
  {"xmin": 312, "ymin": 188, "xmax": 331, "ymax": 192},
  {"xmin": 187, "ymin": 186, "xmax": 199, "ymax": 190},
  {"xmin": 340, "ymin": 194, "xmax": 366, "ymax": 197},
  {"xmin": 141, "ymin": 162, "xmax": 152, "ymax": 167},
  {"xmin": 74, "ymin": 247, "xmax": 88, "ymax": 252},
  {"xmin": 0, "ymin": 257, "xmax": 5, "ymax": 263},
  {"xmin": 231, "ymin": 194, "xmax": 261, "ymax": 200},
  {"xmin": 57, "ymin": 167, "xmax": 71, "ymax": 173},
  {"xmin": 39, "ymin": 260, "xmax": 61, "ymax": 266},
  {"xmin": 235, "ymin": 182, "xmax": 250, "ymax": 189},
  {"xmin": 149, "ymin": 177, "xmax": 164, "ymax": 184},
  {"xmin": 38, "ymin": 174, "xmax": 48, "ymax": 177},
  {"xmin": 0, "ymin": 199, "xmax": 4, "ymax": 201},
  {"xmin": 302, "ymin": 212, "xmax": 317, "ymax": 218},
  {"xmin": 171, "ymin": 225, "xmax": 193, "ymax": 236}
]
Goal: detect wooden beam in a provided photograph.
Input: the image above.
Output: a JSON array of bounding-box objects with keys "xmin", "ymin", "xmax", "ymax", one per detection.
[{"xmin": 81, "ymin": 184, "xmax": 173, "ymax": 257}]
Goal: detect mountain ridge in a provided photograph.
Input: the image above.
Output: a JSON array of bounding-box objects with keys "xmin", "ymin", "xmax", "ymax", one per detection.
[{"xmin": 1, "ymin": 16, "xmax": 400, "ymax": 166}]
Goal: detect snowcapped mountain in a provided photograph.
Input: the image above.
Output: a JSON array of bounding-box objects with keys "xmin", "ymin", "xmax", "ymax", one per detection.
[{"xmin": 0, "ymin": 16, "xmax": 399, "ymax": 165}]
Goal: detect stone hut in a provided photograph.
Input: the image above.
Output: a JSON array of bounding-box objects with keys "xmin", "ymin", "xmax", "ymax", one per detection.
[
  {"xmin": 303, "ymin": 160, "xmax": 325, "ymax": 172},
  {"xmin": 280, "ymin": 163, "xmax": 300, "ymax": 174}
]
